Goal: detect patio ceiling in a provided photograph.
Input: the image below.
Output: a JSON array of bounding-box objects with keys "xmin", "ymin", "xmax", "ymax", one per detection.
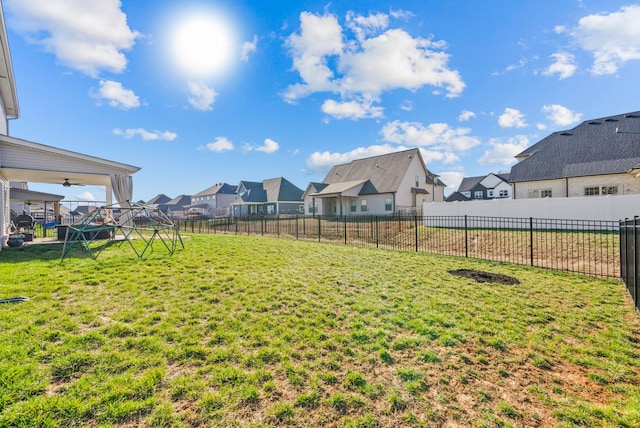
[
  {"xmin": 0, "ymin": 134, "xmax": 140, "ymax": 190},
  {"xmin": 1, "ymin": 168, "xmax": 112, "ymax": 187}
]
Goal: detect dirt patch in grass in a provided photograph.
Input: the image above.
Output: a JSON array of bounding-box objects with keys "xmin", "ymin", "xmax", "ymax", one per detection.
[{"xmin": 449, "ymin": 268, "xmax": 520, "ymax": 285}]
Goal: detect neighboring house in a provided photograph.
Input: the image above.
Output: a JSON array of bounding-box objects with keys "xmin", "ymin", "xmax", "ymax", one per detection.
[
  {"xmin": 190, "ymin": 183, "xmax": 237, "ymax": 218},
  {"xmin": 0, "ymin": 5, "xmax": 139, "ymax": 247},
  {"xmin": 145, "ymin": 193, "xmax": 172, "ymax": 213},
  {"xmin": 510, "ymin": 111, "xmax": 640, "ymax": 199},
  {"xmin": 446, "ymin": 173, "xmax": 511, "ymax": 202},
  {"xmin": 303, "ymin": 148, "xmax": 445, "ymax": 216},
  {"xmin": 164, "ymin": 194, "xmax": 191, "ymax": 219},
  {"xmin": 232, "ymin": 177, "xmax": 304, "ymax": 217}
]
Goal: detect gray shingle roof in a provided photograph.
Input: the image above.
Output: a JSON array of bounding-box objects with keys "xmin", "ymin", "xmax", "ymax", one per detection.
[
  {"xmin": 510, "ymin": 111, "xmax": 640, "ymax": 182},
  {"xmin": 192, "ymin": 183, "xmax": 237, "ymax": 197},
  {"xmin": 322, "ymin": 148, "xmax": 442, "ymax": 193},
  {"xmin": 457, "ymin": 176, "xmax": 484, "ymax": 192},
  {"xmin": 166, "ymin": 194, "xmax": 191, "ymax": 208},
  {"xmin": 237, "ymin": 178, "xmax": 304, "ymax": 203},
  {"xmin": 146, "ymin": 194, "xmax": 172, "ymax": 205}
]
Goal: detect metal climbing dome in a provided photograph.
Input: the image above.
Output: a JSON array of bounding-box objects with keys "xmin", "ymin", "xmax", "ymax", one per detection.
[{"xmin": 60, "ymin": 201, "xmax": 184, "ymax": 260}]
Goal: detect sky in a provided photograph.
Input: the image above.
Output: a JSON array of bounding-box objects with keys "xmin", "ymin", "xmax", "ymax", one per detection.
[{"xmin": 4, "ymin": 0, "xmax": 640, "ymax": 203}]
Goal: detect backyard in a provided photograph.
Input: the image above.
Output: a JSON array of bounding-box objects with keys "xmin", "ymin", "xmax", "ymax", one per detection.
[{"xmin": 0, "ymin": 234, "xmax": 639, "ymax": 427}]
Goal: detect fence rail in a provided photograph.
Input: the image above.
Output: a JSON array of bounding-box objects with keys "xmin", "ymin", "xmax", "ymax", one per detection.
[
  {"xmin": 620, "ymin": 218, "xmax": 640, "ymax": 313},
  {"xmin": 174, "ymin": 215, "xmax": 621, "ymax": 279}
]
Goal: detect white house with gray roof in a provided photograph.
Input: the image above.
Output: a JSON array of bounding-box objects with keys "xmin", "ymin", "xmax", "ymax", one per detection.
[
  {"xmin": 190, "ymin": 183, "xmax": 237, "ymax": 218},
  {"xmin": 510, "ymin": 111, "xmax": 640, "ymax": 199},
  {"xmin": 232, "ymin": 177, "xmax": 304, "ymax": 217},
  {"xmin": 304, "ymin": 148, "xmax": 445, "ymax": 216}
]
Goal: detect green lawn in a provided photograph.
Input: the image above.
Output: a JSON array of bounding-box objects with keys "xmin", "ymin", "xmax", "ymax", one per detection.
[{"xmin": 0, "ymin": 234, "xmax": 638, "ymax": 427}]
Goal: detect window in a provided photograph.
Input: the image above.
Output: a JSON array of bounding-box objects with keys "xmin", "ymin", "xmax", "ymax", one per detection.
[
  {"xmin": 602, "ymin": 186, "xmax": 618, "ymax": 195},
  {"xmin": 499, "ymin": 190, "xmax": 509, "ymax": 197},
  {"xmin": 385, "ymin": 198, "xmax": 392, "ymax": 211},
  {"xmin": 267, "ymin": 205, "xmax": 274, "ymax": 215},
  {"xmin": 308, "ymin": 202, "xmax": 316, "ymax": 213},
  {"xmin": 350, "ymin": 200, "xmax": 357, "ymax": 212},
  {"xmin": 540, "ymin": 189, "xmax": 552, "ymax": 198},
  {"xmin": 584, "ymin": 186, "xmax": 599, "ymax": 196},
  {"xmin": 360, "ymin": 199, "xmax": 368, "ymax": 212},
  {"xmin": 415, "ymin": 175, "xmax": 420, "ymax": 187},
  {"xmin": 474, "ymin": 191, "xmax": 483, "ymax": 199},
  {"xmin": 488, "ymin": 190, "xmax": 494, "ymax": 197}
]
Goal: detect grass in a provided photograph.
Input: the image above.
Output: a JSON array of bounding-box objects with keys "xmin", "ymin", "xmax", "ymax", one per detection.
[{"xmin": 0, "ymin": 233, "xmax": 639, "ymax": 427}]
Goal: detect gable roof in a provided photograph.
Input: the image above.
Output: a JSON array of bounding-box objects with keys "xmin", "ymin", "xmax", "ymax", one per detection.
[
  {"xmin": 193, "ymin": 183, "xmax": 237, "ymax": 197},
  {"xmin": 510, "ymin": 111, "xmax": 640, "ymax": 182},
  {"xmin": 322, "ymin": 148, "xmax": 442, "ymax": 194},
  {"xmin": 237, "ymin": 177, "xmax": 304, "ymax": 203},
  {"xmin": 457, "ymin": 176, "xmax": 484, "ymax": 192},
  {"xmin": 146, "ymin": 194, "xmax": 172, "ymax": 205},
  {"xmin": 445, "ymin": 191, "xmax": 471, "ymax": 202},
  {"xmin": 263, "ymin": 177, "xmax": 304, "ymax": 202},
  {"xmin": 166, "ymin": 194, "xmax": 191, "ymax": 208}
]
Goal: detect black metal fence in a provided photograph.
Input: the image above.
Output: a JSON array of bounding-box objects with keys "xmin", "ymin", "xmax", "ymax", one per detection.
[
  {"xmin": 620, "ymin": 218, "xmax": 640, "ymax": 313},
  {"xmin": 174, "ymin": 215, "xmax": 620, "ymax": 279}
]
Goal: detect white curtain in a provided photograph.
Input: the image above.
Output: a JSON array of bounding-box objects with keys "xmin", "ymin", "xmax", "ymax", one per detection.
[{"xmin": 111, "ymin": 174, "xmax": 133, "ymax": 227}]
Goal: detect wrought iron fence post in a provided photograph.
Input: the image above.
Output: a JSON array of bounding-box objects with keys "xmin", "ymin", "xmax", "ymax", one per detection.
[
  {"xmin": 414, "ymin": 215, "xmax": 419, "ymax": 252},
  {"xmin": 376, "ymin": 216, "xmax": 379, "ymax": 248},
  {"xmin": 627, "ymin": 216, "xmax": 639, "ymax": 309},
  {"xmin": 464, "ymin": 215, "xmax": 468, "ymax": 258},
  {"xmin": 317, "ymin": 216, "xmax": 321, "ymax": 242},
  {"xmin": 344, "ymin": 215, "xmax": 347, "ymax": 245},
  {"xmin": 530, "ymin": 217, "xmax": 534, "ymax": 266},
  {"xmin": 277, "ymin": 215, "xmax": 280, "ymax": 238},
  {"xmin": 296, "ymin": 215, "xmax": 299, "ymax": 240}
]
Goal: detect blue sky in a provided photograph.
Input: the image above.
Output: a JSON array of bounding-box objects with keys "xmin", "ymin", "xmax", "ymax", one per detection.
[{"xmin": 4, "ymin": 0, "xmax": 640, "ymax": 202}]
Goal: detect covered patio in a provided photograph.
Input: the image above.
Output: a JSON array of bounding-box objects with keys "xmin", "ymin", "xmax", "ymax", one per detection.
[{"xmin": 1, "ymin": 134, "xmax": 140, "ymax": 247}]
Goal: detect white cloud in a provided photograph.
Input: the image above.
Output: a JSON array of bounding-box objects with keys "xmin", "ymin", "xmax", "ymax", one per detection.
[
  {"xmin": 6, "ymin": 0, "xmax": 140, "ymax": 77},
  {"xmin": 92, "ymin": 80, "xmax": 140, "ymax": 109},
  {"xmin": 283, "ymin": 10, "xmax": 464, "ymax": 115},
  {"xmin": 458, "ymin": 110, "xmax": 476, "ymax": 122},
  {"xmin": 570, "ymin": 5, "xmax": 640, "ymax": 75},
  {"xmin": 543, "ymin": 52, "xmax": 577, "ymax": 79},
  {"xmin": 76, "ymin": 191, "xmax": 96, "ymax": 201},
  {"xmin": 113, "ymin": 128, "xmax": 177, "ymax": 141},
  {"xmin": 400, "ymin": 100, "xmax": 413, "ymax": 111},
  {"xmin": 438, "ymin": 170, "xmax": 464, "ymax": 192},
  {"xmin": 380, "ymin": 120, "xmax": 481, "ymax": 152},
  {"xmin": 389, "ymin": 9, "xmax": 415, "ymax": 20},
  {"xmin": 321, "ymin": 98, "xmax": 384, "ymax": 120},
  {"xmin": 283, "ymin": 12, "xmax": 343, "ymax": 102},
  {"xmin": 346, "ymin": 11, "xmax": 389, "ymax": 41},
  {"xmin": 478, "ymin": 135, "xmax": 530, "ymax": 166},
  {"xmin": 306, "ymin": 144, "xmax": 408, "ymax": 174},
  {"xmin": 187, "ymin": 81, "xmax": 217, "ymax": 111},
  {"xmin": 204, "ymin": 137, "xmax": 234, "ymax": 152},
  {"xmin": 498, "ymin": 108, "xmax": 527, "ymax": 128},
  {"xmin": 241, "ymin": 35, "xmax": 258, "ymax": 62},
  {"xmin": 244, "ymin": 138, "xmax": 280, "ymax": 154},
  {"xmin": 541, "ymin": 104, "xmax": 582, "ymax": 127}
]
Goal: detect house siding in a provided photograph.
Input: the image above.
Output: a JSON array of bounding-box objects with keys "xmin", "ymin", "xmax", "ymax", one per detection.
[{"xmin": 514, "ymin": 173, "xmax": 640, "ymax": 199}]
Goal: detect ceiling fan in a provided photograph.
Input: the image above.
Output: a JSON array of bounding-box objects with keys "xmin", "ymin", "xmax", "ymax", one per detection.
[{"xmin": 62, "ymin": 178, "xmax": 84, "ymax": 187}]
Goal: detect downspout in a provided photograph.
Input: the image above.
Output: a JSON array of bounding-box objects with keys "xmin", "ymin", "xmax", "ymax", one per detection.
[
  {"xmin": 312, "ymin": 197, "xmax": 316, "ymax": 218},
  {"xmin": 392, "ymin": 192, "xmax": 396, "ymax": 214},
  {"xmin": 512, "ymin": 183, "xmax": 516, "ymax": 200},
  {"xmin": 339, "ymin": 194, "xmax": 343, "ymax": 217},
  {"xmin": 565, "ymin": 177, "xmax": 569, "ymax": 197}
]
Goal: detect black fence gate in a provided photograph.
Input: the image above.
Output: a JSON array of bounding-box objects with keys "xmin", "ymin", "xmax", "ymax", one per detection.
[{"xmin": 620, "ymin": 217, "xmax": 640, "ymax": 313}]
